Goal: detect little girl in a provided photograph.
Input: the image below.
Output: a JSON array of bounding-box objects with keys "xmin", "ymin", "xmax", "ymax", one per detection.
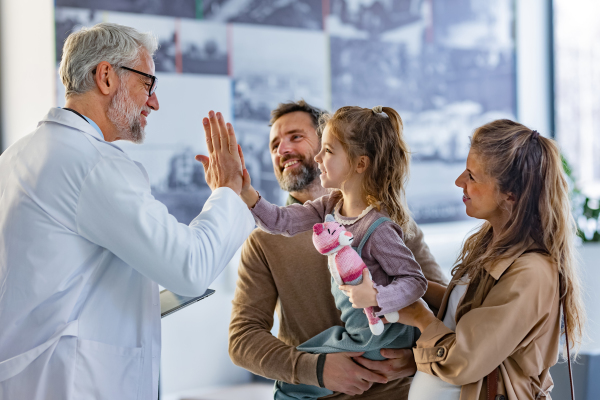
[{"xmin": 239, "ymin": 105, "xmax": 427, "ymax": 399}]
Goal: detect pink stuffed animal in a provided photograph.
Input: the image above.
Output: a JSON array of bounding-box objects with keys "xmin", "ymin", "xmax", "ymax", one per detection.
[{"xmin": 312, "ymin": 215, "xmax": 399, "ymax": 335}]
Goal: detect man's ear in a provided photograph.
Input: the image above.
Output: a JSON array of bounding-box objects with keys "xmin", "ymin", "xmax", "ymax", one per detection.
[
  {"xmin": 355, "ymin": 155, "xmax": 370, "ymax": 174},
  {"xmin": 94, "ymin": 61, "xmax": 117, "ymax": 95}
]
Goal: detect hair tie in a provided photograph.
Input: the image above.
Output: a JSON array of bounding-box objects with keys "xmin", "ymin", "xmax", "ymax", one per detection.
[
  {"xmin": 531, "ymin": 130, "xmax": 540, "ymax": 140},
  {"xmin": 372, "ymin": 105, "xmax": 383, "ymax": 114}
]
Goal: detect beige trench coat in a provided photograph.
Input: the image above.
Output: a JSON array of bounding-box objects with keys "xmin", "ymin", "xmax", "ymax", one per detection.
[{"xmin": 413, "ymin": 243, "xmax": 561, "ymax": 400}]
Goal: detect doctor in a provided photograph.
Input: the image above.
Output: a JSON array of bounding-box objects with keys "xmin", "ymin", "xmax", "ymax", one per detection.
[{"xmin": 0, "ymin": 23, "xmax": 254, "ymax": 399}]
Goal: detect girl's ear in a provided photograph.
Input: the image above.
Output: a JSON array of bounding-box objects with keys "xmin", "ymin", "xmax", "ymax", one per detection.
[{"xmin": 355, "ymin": 156, "xmax": 370, "ymax": 174}]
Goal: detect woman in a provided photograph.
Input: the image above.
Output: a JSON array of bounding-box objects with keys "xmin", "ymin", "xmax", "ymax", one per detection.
[{"xmin": 398, "ymin": 120, "xmax": 585, "ymax": 399}]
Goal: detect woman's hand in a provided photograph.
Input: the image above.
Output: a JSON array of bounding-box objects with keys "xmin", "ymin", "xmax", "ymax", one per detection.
[
  {"xmin": 339, "ymin": 269, "xmax": 379, "ymax": 309},
  {"xmin": 396, "ymin": 299, "xmax": 438, "ymax": 333},
  {"xmin": 423, "ymin": 281, "xmax": 447, "ymax": 310}
]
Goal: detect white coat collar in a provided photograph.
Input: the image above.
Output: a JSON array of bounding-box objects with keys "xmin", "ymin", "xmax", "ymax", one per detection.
[{"xmin": 40, "ymin": 108, "xmax": 125, "ymax": 153}]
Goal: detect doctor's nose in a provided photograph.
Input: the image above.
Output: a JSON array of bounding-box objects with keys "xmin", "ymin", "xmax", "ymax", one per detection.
[{"xmin": 147, "ymin": 92, "xmax": 159, "ymax": 111}]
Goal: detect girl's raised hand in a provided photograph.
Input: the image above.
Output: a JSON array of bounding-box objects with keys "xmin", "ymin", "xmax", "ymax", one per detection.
[
  {"xmin": 339, "ymin": 269, "xmax": 379, "ymax": 309},
  {"xmin": 237, "ymin": 144, "xmax": 259, "ymax": 208}
]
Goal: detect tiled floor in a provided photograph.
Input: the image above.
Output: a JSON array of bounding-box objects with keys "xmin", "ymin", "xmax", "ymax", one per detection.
[{"xmin": 163, "ymin": 383, "xmax": 273, "ymax": 400}]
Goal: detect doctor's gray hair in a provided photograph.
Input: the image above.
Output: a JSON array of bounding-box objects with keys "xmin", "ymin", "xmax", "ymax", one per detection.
[{"xmin": 59, "ymin": 23, "xmax": 158, "ymax": 99}]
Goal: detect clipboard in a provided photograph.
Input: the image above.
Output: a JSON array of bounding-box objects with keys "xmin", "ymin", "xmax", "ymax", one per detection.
[{"xmin": 160, "ymin": 288, "xmax": 215, "ymax": 318}]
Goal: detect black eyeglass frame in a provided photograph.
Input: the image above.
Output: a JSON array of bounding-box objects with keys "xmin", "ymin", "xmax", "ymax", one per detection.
[{"xmin": 120, "ymin": 66, "xmax": 158, "ymax": 97}]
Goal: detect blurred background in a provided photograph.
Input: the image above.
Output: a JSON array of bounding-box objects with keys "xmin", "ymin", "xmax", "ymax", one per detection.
[{"xmin": 1, "ymin": 0, "xmax": 599, "ymax": 399}]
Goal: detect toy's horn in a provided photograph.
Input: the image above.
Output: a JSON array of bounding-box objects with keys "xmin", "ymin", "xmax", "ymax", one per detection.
[{"xmin": 313, "ymin": 223, "xmax": 324, "ymax": 235}]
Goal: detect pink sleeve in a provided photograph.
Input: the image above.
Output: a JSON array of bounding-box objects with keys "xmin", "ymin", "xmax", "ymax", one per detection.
[
  {"xmin": 250, "ymin": 194, "xmax": 333, "ymax": 237},
  {"xmin": 363, "ymin": 222, "xmax": 428, "ymax": 315}
]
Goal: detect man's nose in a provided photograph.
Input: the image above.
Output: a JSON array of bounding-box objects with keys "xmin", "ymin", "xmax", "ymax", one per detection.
[
  {"xmin": 277, "ymin": 139, "xmax": 292, "ymax": 157},
  {"xmin": 147, "ymin": 92, "xmax": 159, "ymax": 111}
]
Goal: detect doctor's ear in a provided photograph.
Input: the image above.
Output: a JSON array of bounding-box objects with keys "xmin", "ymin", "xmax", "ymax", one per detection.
[{"xmin": 93, "ymin": 61, "xmax": 118, "ymax": 96}]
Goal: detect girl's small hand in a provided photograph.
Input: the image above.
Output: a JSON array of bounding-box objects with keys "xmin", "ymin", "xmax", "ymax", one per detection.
[
  {"xmin": 339, "ymin": 269, "xmax": 378, "ymax": 309},
  {"xmin": 396, "ymin": 299, "xmax": 437, "ymax": 332},
  {"xmin": 237, "ymin": 144, "xmax": 259, "ymax": 208}
]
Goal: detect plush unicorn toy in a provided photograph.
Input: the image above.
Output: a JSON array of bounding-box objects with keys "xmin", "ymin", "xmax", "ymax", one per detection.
[{"xmin": 312, "ymin": 215, "xmax": 400, "ymax": 335}]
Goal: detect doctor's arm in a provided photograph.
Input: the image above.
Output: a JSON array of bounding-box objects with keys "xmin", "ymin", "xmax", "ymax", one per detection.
[{"xmin": 75, "ymin": 111, "xmax": 254, "ymax": 296}]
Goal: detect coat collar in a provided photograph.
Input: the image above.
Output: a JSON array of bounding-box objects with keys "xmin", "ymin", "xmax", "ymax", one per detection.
[
  {"xmin": 40, "ymin": 108, "xmax": 124, "ymax": 153},
  {"xmin": 483, "ymin": 237, "xmax": 536, "ymax": 280}
]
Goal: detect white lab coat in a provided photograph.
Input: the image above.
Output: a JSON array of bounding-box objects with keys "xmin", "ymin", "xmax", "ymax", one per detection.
[{"xmin": 0, "ymin": 108, "xmax": 255, "ymax": 400}]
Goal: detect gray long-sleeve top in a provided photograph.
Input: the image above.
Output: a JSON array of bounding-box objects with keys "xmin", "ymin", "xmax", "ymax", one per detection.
[{"xmin": 251, "ymin": 193, "xmax": 427, "ymax": 315}]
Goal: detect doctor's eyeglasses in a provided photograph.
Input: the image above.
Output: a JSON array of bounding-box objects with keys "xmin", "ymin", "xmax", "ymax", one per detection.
[{"xmin": 120, "ymin": 66, "xmax": 158, "ymax": 97}]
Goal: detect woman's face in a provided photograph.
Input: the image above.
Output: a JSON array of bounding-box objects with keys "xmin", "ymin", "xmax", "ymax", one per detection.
[{"xmin": 455, "ymin": 150, "xmax": 513, "ymax": 227}]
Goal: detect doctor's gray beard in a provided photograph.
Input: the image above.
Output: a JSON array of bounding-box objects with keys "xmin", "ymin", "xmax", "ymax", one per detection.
[
  {"xmin": 107, "ymin": 85, "xmax": 149, "ymax": 144},
  {"xmin": 276, "ymin": 158, "xmax": 320, "ymax": 192}
]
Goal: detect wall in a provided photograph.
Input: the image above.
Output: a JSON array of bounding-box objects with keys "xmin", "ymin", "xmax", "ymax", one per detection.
[
  {"xmin": 516, "ymin": 0, "xmax": 553, "ymax": 135},
  {"xmin": 0, "ymin": 0, "xmax": 55, "ymax": 150}
]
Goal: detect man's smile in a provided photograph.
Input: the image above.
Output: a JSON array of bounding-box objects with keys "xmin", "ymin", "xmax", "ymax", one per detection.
[{"xmin": 282, "ymin": 159, "xmax": 301, "ymax": 171}]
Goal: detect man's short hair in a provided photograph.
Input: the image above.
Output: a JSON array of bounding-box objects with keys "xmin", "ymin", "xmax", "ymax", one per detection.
[
  {"xmin": 270, "ymin": 100, "xmax": 327, "ymax": 136},
  {"xmin": 59, "ymin": 23, "xmax": 158, "ymax": 99}
]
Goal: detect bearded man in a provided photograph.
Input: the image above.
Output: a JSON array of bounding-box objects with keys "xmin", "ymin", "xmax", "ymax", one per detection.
[
  {"xmin": 0, "ymin": 23, "xmax": 254, "ymax": 400},
  {"xmin": 229, "ymin": 101, "xmax": 448, "ymax": 399}
]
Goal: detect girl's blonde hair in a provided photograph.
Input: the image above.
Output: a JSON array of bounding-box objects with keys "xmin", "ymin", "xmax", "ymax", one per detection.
[
  {"xmin": 452, "ymin": 119, "xmax": 585, "ymax": 354},
  {"xmin": 320, "ymin": 106, "xmax": 412, "ymax": 234}
]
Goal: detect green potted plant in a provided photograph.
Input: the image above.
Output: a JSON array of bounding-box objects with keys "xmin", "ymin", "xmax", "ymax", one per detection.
[{"xmin": 563, "ymin": 156, "xmax": 600, "ymax": 243}]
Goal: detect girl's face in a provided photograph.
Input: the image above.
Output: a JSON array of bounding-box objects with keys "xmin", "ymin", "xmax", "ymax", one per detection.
[
  {"xmin": 314, "ymin": 127, "xmax": 353, "ymax": 189},
  {"xmin": 455, "ymin": 150, "xmax": 513, "ymax": 229}
]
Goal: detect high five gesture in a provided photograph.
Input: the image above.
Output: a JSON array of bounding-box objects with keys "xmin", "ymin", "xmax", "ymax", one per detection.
[{"xmin": 196, "ymin": 111, "xmax": 244, "ymax": 195}]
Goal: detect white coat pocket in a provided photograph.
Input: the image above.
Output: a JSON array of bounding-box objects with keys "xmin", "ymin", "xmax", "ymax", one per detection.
[{"xmin": 72, "ymin": 339, "xmax": 143, "ymax": 400}]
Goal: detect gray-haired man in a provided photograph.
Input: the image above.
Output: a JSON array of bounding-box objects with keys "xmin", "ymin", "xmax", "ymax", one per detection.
[
  {"xmin": 0, "ymin": 23, "xmax": 253, "ymax": 399},
  {"xmin": 229, "ymin": 100, "xmax": 448, "ymax": 399}
]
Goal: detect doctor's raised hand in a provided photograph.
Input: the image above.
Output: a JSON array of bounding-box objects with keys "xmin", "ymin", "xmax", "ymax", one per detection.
[{"xmin": 196, "ymin": 111, "xmax": 244, "ymax": 195}]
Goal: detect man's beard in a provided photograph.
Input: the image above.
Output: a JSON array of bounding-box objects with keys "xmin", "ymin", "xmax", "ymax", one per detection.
[
  {"xmin": 107, "ymin": 84, "xmax": 150, "ymax": 144},
  {"xmin": 275, "ymin": 155, "xmax": 320, "ymax": 192}
]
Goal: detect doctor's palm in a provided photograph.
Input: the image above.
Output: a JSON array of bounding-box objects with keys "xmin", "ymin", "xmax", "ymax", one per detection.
[{"xmin": 196, "ymin": 111, "xmax": 244, "ymax": 195}]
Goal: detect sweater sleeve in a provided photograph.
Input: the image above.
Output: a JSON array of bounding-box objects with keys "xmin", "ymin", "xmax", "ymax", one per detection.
[
  {"xmin": 228, "ymin": 230, "xmax": 320, "ymax": 386},
  {"xmin": 413, "ymin": 254, "xmax": 559, "ymax": 386},
  {"xmin": 365, "ymin": 222, "xmax": 428, "ymax": 316},
  {"xmin": 250, "ymin": 194, "xmax": 331, "ymax": 237}
]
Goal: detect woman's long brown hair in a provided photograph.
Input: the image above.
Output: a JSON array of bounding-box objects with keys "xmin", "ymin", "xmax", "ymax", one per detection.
[
  {"xmin": 452, "ymin": 119, "xmax": 585, "ymax": 354},
  {"xmin": 320, "ymin": 106, "xmax": 412, "ymax": 234}
]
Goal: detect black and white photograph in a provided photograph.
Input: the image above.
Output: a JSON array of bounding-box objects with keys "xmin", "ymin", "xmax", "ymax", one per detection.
[
  {"xmin": 105, "ymin": 11, "xmax": 178, "ymax": 72},
  {"xmin": 180, "ymin": 19, "xmax": 228, "ymax": 75},
  {"xmin": 202, "ymin": 0, "xmax": 323, "ymax": 30},
  {"xmin": 231, "ymin": 24, "xmax": 328, "ymax": 204},
  {"xmin": 328, "ymin": 0, "xmax": 515, "ymax": 222},
  {"xmin": 55, "ymin": 7, "xmax": 103, "ymax": 62},
  {"xmin": 328, "ymin": 0, "xmax": 422, "ymax": 37},
  {"xmin": 117, "ymin": 74, "xmax": 232, "ymax": 224},
  {"xmin": 55, "ymin": 0, "xmax": 196, "ymax": 19}
]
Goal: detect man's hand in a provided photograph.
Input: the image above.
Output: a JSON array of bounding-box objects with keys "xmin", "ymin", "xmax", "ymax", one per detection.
[
  {"xmin": 195, "ymin": 111, "xmax": 243, "ymax": 195},
  {"xmin": 353, "ymin": 349, "xmax": 417, "ymax": 381},
  {"xmin": 339, "ymin": 269, "xmax": 378, "ymax": 309},
  {"xmin": 322, "ymin": 352, "xmax": 388, "ymax": 396}
]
